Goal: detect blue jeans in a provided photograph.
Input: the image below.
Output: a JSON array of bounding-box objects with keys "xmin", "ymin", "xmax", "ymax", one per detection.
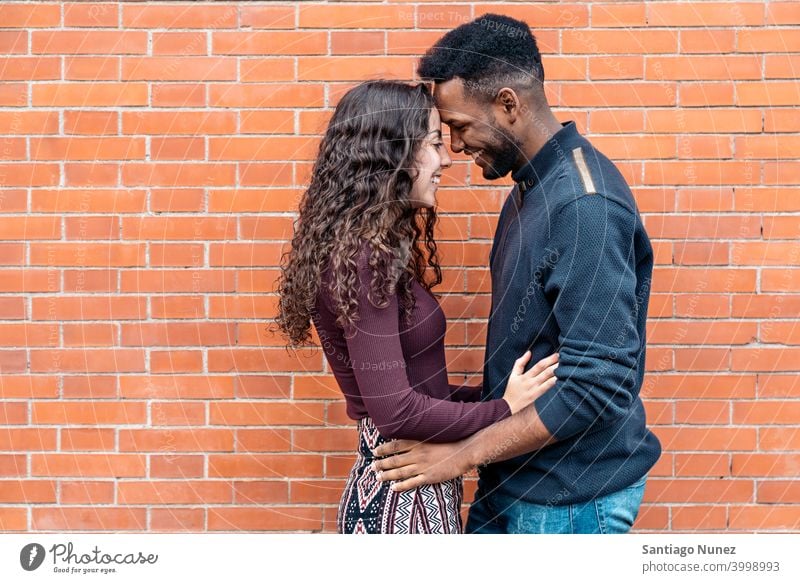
[{"xmin": 465, "ymin": 474, "xmax": 648, "ymax": 534}]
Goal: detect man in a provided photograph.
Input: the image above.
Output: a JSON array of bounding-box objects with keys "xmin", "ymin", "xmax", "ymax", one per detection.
[{"xmin": 372, "ymin": 14, "xmax": 662, "ymax": 534}]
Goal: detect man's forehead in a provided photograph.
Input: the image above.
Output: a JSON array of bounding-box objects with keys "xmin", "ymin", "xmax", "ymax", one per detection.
[
  {"xmin": 432, "ymin": 78, "xmax": 461, "ymax": 98},
  {"xmin": 431, "ymin": 79, "xmax": 475, "ymax": 122}
]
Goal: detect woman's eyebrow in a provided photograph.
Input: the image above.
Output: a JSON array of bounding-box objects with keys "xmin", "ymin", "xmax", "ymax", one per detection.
[{"xmin": 427, "ymin": 129, "xmax": 442, "ymax": 137}]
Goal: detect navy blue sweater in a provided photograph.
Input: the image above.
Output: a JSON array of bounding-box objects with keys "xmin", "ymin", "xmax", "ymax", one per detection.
[{"xmin": 478, "ymin": 121, "xmax": 662, "ymax": 505}]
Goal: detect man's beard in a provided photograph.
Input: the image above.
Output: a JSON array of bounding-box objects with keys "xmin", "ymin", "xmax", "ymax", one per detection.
[{"xmin": 480, "ymin": 130, "xmax": 523, "ymax": 180}]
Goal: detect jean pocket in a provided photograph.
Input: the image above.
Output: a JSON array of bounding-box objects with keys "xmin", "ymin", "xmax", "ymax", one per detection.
[{"xmin": 596, "ymin": 477, "xmax": 647, "ymax": 534}]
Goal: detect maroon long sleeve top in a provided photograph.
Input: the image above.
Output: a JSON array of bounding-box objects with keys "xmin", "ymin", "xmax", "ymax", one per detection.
[{"xmin": 311, "ymin": 247, "xmax": 511, "ymax": 442}]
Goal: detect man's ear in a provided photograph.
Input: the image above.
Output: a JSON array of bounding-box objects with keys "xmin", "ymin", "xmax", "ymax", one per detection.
[{"xmin": 495, "ymin": 87, "xmax": 519, "ymax": 124}]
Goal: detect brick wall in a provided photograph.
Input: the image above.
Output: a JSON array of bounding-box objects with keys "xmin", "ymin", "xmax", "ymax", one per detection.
[{"xmin": 1, "ymin": 1, "xmax": 798, "ymax": 532}]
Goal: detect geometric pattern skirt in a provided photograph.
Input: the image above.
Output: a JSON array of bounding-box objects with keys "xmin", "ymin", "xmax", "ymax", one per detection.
[{"xmin": 337, "ymin": 416, "xmax": 464, "ymax": 534}]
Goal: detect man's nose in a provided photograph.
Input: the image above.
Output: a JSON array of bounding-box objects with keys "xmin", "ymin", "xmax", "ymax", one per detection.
[{"xmin": 449, "ymin": 133, "xmax": 464, "ymax": 154}]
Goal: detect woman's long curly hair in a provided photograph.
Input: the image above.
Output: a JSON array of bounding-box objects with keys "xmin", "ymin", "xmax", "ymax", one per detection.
[{"xmin": 275, "ymin": 80, "xmax": 443, "ymax": 346}]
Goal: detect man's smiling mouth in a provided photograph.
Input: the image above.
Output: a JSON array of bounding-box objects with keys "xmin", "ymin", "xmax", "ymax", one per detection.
[{"xmin": 465, "ymin": 149, "xmax": 484, "ymax": 161}]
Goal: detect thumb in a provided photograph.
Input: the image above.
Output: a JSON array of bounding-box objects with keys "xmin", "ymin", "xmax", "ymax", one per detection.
[{"xmin": 512, "ymin": 350, "xmax": 532, "ymax": 376}]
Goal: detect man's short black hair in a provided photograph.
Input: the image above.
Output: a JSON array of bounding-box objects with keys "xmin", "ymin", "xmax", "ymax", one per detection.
[{"xmin": 418, "ymin": 13, "xmax": 544, "ymax": 101}]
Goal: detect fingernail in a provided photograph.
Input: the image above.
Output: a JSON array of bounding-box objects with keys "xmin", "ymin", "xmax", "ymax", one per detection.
[
  {"xmin": 390, "ymin": 483, "xmax": 396, "ymax": 491},
  {"xmin": 376, "ymin": 471, "xmax": 383, "ymax": 481}
]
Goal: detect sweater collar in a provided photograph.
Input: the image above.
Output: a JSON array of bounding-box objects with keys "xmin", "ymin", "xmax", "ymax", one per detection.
[{"xmin": 512, "ymin": 120, "xmax": 584, "ymax": 195}]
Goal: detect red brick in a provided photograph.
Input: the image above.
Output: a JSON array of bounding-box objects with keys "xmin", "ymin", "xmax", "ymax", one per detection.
[
  {"xmin": 32, "ymin": 507, "xmax": 146, "ymax": 531},
  {"xmin": 729, "ymin": 506, "xmax": 800, "ymax": 530},
  {"xmin": 208, "ymin": 506, "xmax": 322, "ymax": 531},
  {"xmin": 680, "ymin": 82, "xmax": 735, "ymax": 107},
  {"xmin": 208, "ymin": 454, "xmax": 324, "ymax": 479},
  {"xmin": 62, "ymin": 376, "xmax": 116, "ymax": 399},
  {"xmin": 152, "ymin": 32, "xmax": 206, "ymax": 56},
  {"xmin": 32, "ymin": 402, "xmax": 146, "ymax": 425},
  {"xmin": 738, "ymin": 82, "xmax": 800, "ymax": 107},
  {"xmin": 152, "ymin": 83, "xmax": 206, "ymax": 107},
  {"xmin": 33, "ymin": 31, "xmax": 146, "ymax": 55},
  {"xmin": 733, "ymin": 402, "xmax": 800, "ymax": 425},
  {"xmin": 592, "ymin": 4, "xmax": 646, "ymax": 27},
  {"xmin": 235, "ymin": 429, "xmax": 292, "ymax": 453},
  {"xmin": 31, "ymin": 454, "xmax": 146, "ymax": 478},
  {"xmin": 123, "ymin": 4, "xmax": 237, "ymax": 29},
  {"xmin": 60, "ymin": 481, "xmax": 115, "ymax": 504},
  {"xmin": 119, "ymin": 375, "xmax": 234, "ymax": 399},
  {"xmin": 33, "ymin": 83, "xmax": 148, "ymax": 107},
  {"xmin": 653, "ymin": 427, "xmax": 756, "ymax": 451},
  {"xmin": 757, "ymin": 481, "xmax": 800, "ymax": 504},
  {"xmin": 331, "ymin": 31, "xmax": 385, "ymax": 56},
  {"xmin": 652, "ymin": 268, "xmax": 756, "ymax": 293},
  {"xmin": 61, "ymin": 428, "xmax": 116, "ymax": 451},
  {"xmin": 644, "ymin": 478, "xmax": 753, "ymax": 504},
  {"xmin": 298, "ymin": 56, "xmax": 415, "ymax": 81},
  {"xmin": 150, "ymin": 508, "xmax": 204, "ymax": 531},
  {"xmin": 210, "ymin": 402, "xmax": 325, "ymax": 426},
  {"xmin": 150, "ymin": 402, "xmax": 205, "ymax": 427},
  {"xmin": 118, "ymin": 481, "xmax": 232, "ymax": 504},
  {"xmin": 648, "ymin": 3, "xmax": 764, "ymax": 26},
  {"xmin": 64, "ymin": 3, "xmax": 118, "ymax": 28},
  {"xmin": 214, "ymin": 31, "xmax": 326, "ymax": 55},
  {"xmin": 674, "ymin": 401, "xmax": 731, "ymax": 425},
  {"xmin": 731, "ymin": 348, "xmax": 800, "ymax": 372},
  {"xmin": 298, "ymin": 5, "xmax": 414, "ymax": 29},
  {"xmin": 150, "ymin": 455, "xmax": 204, "ymax": 479},
  {"xmin": 647, "ymin": 56, "xmax": 760, "ymax": 81},
  {"xmin": 672, "ymin": 505, "xmax": 727, "ymax": 530},
  {"xmin": 0, "ymin": 4, "xmax": 60, "ymax": 28},
  {"xmin": 240, "ymin": 5, "xmax": 295, "ymax": 29},
  {"xmin": 0, "ymin": 428, "xmax": 56, "ymax": 451}
]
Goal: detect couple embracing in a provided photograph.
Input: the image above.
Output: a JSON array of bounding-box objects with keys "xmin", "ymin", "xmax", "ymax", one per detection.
[{"xmin": 276, "ymin": 14, "xmax": 661, "ymax": 534}]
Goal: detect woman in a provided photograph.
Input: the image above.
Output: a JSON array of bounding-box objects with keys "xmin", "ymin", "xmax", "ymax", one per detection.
[{"xmin": 275, "ymin": 80, "xmax": 559, "ymax": 534}]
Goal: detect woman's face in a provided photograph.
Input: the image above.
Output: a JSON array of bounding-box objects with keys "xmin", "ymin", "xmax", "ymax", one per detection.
[{"xmin": 409, "ymin": 107, "xmax": 452, "ymax": 209}]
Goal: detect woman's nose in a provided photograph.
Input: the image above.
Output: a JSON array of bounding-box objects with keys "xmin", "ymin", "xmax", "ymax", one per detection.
[{"xmin": 440, "ymin": 148, "xmax": 452, "ymax": 169}]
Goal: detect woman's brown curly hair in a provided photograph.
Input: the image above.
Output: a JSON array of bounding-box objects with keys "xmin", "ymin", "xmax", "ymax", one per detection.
[{"xmin": 274, "ymin": 80, "xmax": 443, "ymax": 346}]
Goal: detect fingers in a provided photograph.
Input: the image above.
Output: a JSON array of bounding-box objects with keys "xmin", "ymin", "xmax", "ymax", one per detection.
[
  {"xmin": 511, "ymin": 350, "xmax": 532, "ymax": 376},
  {"xmin": 375, "ymin": 464, "xmax": 419, "ymax": 483},
  {"xmin": 533, "ymin": 362, "xmax": 559, "ymax": 383},
  {"xmin": 538, "ymin": 375, "xmax": 558, "ymax": 392},
  {"xmin": 525, "ymin": 352, "xmax": 559, "ymax": 378},
  {"xmin": 388, "ymin": 475, "xmax": 427, "ymax": 492},
  {"xmin": 372, "ymin": 452, "xmax": 410, "ymax": 472},
  {"xmin": 371, "ymin": 439, "xmax": 419, "ymax": 458}
]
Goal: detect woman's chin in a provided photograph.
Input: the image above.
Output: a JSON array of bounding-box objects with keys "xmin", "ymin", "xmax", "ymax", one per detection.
[{"xmin": 410, "ymin": 195, "xmax": 436, "ymax": 209}]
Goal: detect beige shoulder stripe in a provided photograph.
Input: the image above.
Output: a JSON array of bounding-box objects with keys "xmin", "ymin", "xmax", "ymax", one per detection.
[{"xmin": 571, "ymin": 147, "xmax": 596, "ymax": 195}]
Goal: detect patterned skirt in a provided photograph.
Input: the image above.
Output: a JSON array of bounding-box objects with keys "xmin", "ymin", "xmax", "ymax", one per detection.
[{"xmin": 337, "ymin": 416, "xmax": 464, "ymax": 534}]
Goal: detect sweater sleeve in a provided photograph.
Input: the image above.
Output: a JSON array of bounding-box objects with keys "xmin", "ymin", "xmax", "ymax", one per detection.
[
  {"xmin": 343, "ymin": 257, "xmax": 511, "ymax": 443},
  {"xmin": 448, "ymin": 382, "xmax": 484, "ymax": 403},
  {"xmin": 533, "ymin": 195, "xmax": 642, "ymax": 441}
]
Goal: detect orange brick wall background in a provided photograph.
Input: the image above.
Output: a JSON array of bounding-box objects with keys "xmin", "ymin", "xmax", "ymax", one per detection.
[{"xmin": 1, "ymin": 1, "xmax": 798, "ymax": 533}]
